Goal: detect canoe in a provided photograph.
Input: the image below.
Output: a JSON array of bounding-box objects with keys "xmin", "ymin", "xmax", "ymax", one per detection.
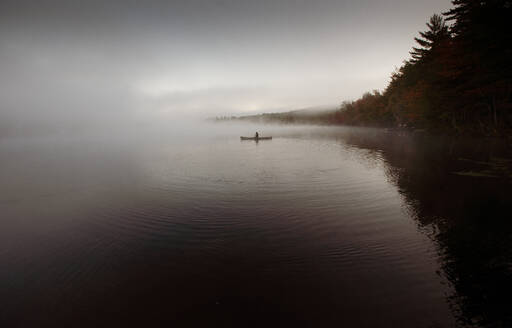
[{"xmin": 240, "ymin": 136, "xmax": 272, "ymax": 140}]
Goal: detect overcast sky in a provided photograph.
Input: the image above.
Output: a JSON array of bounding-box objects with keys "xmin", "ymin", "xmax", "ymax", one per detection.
[{"xmin": 0, "ymin": 0, "xmax": 452, "ymax": 127}]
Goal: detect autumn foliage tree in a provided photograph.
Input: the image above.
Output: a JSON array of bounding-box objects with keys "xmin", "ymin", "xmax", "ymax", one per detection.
[{"xmin": 335, "ymin": 0, "xmax": 512, "ymax": 135}]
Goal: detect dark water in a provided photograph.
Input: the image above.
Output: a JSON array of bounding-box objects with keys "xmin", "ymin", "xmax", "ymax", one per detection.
[{"xmin": 1, "ymin": 124, "xmax": 511, "ymax": 327}]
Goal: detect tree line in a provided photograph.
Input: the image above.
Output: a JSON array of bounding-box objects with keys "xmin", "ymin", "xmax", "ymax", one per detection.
[{"xmin": 337, "ymin": 0, "xmax": 512, "ymax": 135}]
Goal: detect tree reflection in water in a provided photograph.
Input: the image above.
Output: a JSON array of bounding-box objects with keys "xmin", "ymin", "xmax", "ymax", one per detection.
[{"xmin": 341, "ymin": 129, "xmax": 512, "ymax": 328}]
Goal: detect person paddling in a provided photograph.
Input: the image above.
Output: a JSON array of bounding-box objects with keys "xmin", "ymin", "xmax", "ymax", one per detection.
[{"xmin": 255, "ymin": 132, "xmax": 259, "ymax": 139}]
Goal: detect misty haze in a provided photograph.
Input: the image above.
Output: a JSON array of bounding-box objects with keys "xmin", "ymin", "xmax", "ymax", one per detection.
[{"xmin": 1, "ymin": 1, "xmax": 511, "ymax": 327}]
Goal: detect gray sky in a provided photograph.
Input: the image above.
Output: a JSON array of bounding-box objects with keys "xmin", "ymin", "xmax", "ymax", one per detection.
[{"xmin": 0, "ymin": 0, "xmax": 452, "ymax": 128}]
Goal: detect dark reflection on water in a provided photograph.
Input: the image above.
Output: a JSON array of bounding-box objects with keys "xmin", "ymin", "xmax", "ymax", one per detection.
[
  {"xmin": 0, "ymin": 125, "xmax": 511, "ymax": 327},
  {"xmin": 339, "ymin": 129, "xmax": 512, "ymax": 328}
]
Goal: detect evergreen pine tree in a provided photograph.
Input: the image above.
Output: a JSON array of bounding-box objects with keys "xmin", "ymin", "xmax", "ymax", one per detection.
[
  {"xmin": 410, "ymin": 14, "xmax": 450, "ymax": 63},
  {"xmin": 444, "ymin": 0, "xmax": 512, "ymax": 128}
]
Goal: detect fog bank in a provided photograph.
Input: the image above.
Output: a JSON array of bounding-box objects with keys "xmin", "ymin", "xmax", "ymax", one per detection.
[{"xmin": 0, "ymin": 0, "xmax": 451, "ymax": 137}]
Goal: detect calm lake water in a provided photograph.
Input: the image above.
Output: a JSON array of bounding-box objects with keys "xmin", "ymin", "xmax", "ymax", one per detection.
[{"xmin": 1, "ymin": 123, "xmax": 511, "ymax": 327}]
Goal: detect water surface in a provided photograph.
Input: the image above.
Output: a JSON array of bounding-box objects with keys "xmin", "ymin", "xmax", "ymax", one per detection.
[{"xmin": 1, "ymin": 124, "xmax": 511, "ymax": 327}]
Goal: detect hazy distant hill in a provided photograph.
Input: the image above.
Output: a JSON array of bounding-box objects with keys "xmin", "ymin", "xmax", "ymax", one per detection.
[{"xmin": 215, "ymin": 105, "xmax": 340, "ymax": 125}]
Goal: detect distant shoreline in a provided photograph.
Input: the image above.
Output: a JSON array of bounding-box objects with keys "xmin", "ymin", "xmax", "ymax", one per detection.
[{"xmin": 213, "ymin": 111, "xmax": 512, "ymax": 138}]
